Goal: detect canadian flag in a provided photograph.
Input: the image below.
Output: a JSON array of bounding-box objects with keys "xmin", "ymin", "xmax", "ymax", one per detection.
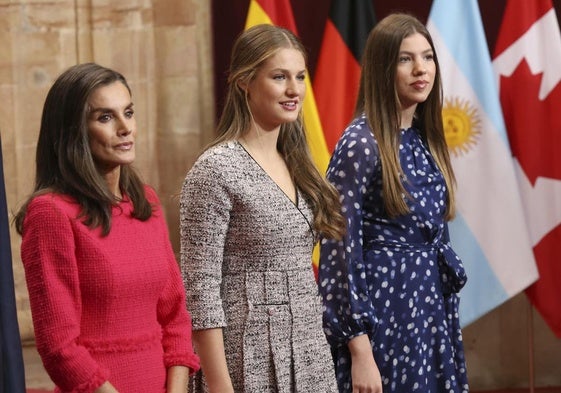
[{"xmin": 493, "ymin": 0, "xmax": 561, "ymax": 337}]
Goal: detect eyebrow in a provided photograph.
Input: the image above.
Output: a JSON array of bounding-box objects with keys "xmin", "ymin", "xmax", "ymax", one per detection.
[
  {"xmin": 89, "ymin": 102, "xmax": 134, "ymax": 113},
  {"xmin": 269, "ymin": 68, "xmax": 306, "ymax": 74},
  {"xmin": 399, "ymin": 48, "xmax": 433, "ymax": 55}
]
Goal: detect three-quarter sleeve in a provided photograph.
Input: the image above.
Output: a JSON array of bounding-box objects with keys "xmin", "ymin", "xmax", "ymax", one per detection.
[
  {"xmin": 319, "ymin": 122, "xmax": 380, "ymax": 346},
  {"xmin": 180, "ymin": 154, "xmax": 232, "ymax": 330},
  {"xmin": 21, "ymin": 196, "xmax": 109, "ymax": 392},
  {"xmin": 144, "ymin": 188, "xmax": 200, "ymax": 373}
]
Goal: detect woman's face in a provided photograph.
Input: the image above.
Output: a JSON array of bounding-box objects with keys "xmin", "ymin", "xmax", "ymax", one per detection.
[
  {"xmin": 395, "ymin": 32, "xmax": 436, "ymax": 110},
  {"xmin": 245, "ymin": 47, "xmax": 306, "ymax": 131},
  {"xmin": 87, "ymin": 81, "xmax": 136, "ymax": 174}
]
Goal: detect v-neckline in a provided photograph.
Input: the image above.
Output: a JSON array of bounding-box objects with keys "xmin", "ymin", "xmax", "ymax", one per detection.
[{"xmin": 236, "ymin": 141, "xmax": 299, "ymax": 207}]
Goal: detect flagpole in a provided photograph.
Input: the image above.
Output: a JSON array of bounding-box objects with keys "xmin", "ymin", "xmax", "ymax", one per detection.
[{"xmin": 527, "ymin": 298, "xmax": 535, "ymax": 393}]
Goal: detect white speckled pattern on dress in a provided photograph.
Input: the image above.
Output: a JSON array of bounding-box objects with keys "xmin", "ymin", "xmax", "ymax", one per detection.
[
  {"xmin": 180, "ymin": 141, "xmax": 338, "ymax": 393},
  {"xmin": 320, "ymin": 114, "xmax": 469, "ymax": 393}
]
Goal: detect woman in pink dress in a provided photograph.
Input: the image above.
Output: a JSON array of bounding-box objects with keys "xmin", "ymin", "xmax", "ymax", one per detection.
[{"xmin": 15, "ymin": 63, "xmax": 199, "ymax": 393}]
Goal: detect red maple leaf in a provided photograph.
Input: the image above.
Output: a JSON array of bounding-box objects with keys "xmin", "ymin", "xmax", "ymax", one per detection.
[{"xmin": 499, "ymin": 59, "xmax": 561, "ymax": 184}]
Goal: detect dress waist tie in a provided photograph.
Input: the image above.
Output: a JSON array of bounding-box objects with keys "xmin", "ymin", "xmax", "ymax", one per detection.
[{"xmin": 365, "ymin": 237, "xmax": 467, "ymax": 296}]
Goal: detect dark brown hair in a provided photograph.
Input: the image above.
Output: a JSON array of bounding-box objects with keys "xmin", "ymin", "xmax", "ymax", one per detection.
[
  {"xmin": 15, "ymin": 63, "xmax": 151, "ymax": 236},
  {"xmin": 355, "ymin": 13, "xmax": 456, "ymax": 219}
]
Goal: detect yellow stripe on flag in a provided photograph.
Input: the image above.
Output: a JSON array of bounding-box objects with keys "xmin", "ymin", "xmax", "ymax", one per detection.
[{"xmin": 245, "ymin": 0, "xmax": 273, "ymax": 28}]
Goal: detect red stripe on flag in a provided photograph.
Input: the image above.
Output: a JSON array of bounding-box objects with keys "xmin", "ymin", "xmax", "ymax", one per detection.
[
  {"xmin": 314, "ymin": 20, "xmax": 362, "ymax": 153},
  {"xmin": 526, "ymin": 225, "xmax": 561, "ymax": 335},
  {"xmin": 255, "ymin": 0, "xmax": 298, "ymax": 33},
  {"xmin": 493, "ymin": 0, "xmax": 551, "ymax": 56}
]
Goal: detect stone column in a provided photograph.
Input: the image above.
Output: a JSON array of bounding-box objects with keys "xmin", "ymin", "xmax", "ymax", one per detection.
[{"xmin": 0, "ymin": 0, "xmax": 214, "ymax": 341}]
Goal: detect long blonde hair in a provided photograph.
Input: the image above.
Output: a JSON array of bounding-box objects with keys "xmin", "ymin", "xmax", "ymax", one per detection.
[
  {"xmin": 211, "ymin": 24, "xmax": 345, "ymax": 239},
  {"xmin": 355, "ymin": 13, "xmax": 456, "ymax": 220}
]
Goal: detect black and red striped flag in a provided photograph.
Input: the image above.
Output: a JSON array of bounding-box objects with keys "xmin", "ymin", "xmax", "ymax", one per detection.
[{"xmin": 313, "ymin": 0, "xmax": 376, "ymax": 153}]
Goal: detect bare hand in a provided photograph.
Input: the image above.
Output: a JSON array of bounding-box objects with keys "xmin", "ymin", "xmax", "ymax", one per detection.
[
  {"xmin": 351, "ymin": 354, "xmax": 382, "ymax": 393},
  {"xmin": 94, "ymin": 381, "xmax": 119, "ymax": 393},
  {"xmin": 348, "ymin": 335, "xmax": 383, "ymax": 393}
]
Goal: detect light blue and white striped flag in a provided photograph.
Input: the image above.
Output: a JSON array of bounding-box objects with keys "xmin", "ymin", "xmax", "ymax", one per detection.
[{"xmin": 427, "ymin": 0, "xmax": 539, "ymax": 326}]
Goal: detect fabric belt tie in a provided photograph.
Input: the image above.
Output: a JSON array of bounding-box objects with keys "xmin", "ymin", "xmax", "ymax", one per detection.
[{"xmin": 366, "ymin": 235, "xmax": 467, "ymax": 296}]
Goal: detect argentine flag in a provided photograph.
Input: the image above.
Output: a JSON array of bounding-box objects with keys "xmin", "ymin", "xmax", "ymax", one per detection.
[{"xmin": 427, "ymin": 0, "xmax": 539, "ymax": 326}]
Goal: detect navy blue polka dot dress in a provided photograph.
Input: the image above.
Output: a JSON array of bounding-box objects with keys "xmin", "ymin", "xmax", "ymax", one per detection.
[{"xmin": 319, "ymin": 114, "xmax": 469, "ymax": 393}]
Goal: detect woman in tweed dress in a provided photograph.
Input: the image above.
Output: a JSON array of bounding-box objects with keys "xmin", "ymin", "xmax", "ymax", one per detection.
[
  {"xmin": 180, "ymin": 24, "xmax": 345, "ymax": 392},
  {"xmin": 15, "ymin": 63, "xmax": 199, "ymax": 393}
]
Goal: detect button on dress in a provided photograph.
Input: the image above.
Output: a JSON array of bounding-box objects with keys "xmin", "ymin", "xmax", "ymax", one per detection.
[{"xmin": 319, "ymin": 115, "xmax": 469, "ymax": 393}]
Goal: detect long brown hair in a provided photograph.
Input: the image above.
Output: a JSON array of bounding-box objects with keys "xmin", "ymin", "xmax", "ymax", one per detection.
[
  {"xmin": 15, "ymin": 63, "xmax": 151, "ymax": 236},
  {"xmin": 355, "ymin": 13, "xmax": 456, "ymax": 219},
  {"xmin": 211, "ymin": 24, "xmax": 344, "ymax": 239}
]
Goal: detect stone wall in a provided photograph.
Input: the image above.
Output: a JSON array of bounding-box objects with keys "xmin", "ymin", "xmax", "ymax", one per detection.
[{"xmin": 0, "ymin": 0, "xmax": 214, "ymax": 341}]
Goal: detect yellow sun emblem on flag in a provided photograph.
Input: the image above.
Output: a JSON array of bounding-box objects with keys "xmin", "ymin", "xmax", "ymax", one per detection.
[{"xmin": 442, "ymin": 96, "xmax": 481, "ymax": 156}]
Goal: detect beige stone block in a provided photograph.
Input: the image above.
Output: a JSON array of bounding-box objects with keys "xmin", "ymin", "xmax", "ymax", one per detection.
[
  {"xmin": 154, "ymin": 25, "xmax": 198, "ymax": 77},
  {"xmin": 13, "ymin": 88, "xmax": 46, "ymax": 148},
  {"xmin": 74, "ymin": 31, "xmax": 94, "ymax": 63},
  {"xmin": 21, "ymin": 65, "xmax": 57, "ymax": 90},
  {"xmin": 153, "ymin": 0, "xmax": 194, "ymax": 27},
  {"xmin": 0, "ymin": 3, "xmax": 22, "ymax": 31},
  {"xmin": 14, "ymin": 144, "xmax": 36, "ymax": 198},
  {"xmin": 126, "ymin": 80, "xmax": 159, "ymax": 185},
  {"xmin": 156, "ymin": 132, "xmax": 201, "ymax": 252},
  {"xmin": 14, "ymin": 31, "xmax": 62, "ymax": 67},
  {"xmin": 14, "ymin": 0, "xmax": 68, "ymax": 4},
  {"xmin": 89, "ymin": 0, "xmax": 153, "ymax": 30},
  {"xmin": 24, "ymin": 2, "xmax": 75, "ymax": 30},
  {"xmin": 0, "ymin": 33, "xmax": 16, "ymax": 84},
  {"xmin": 0, "ymin": 88, "xmax": 18, "ymax": 200},
  {"xmin": 0, "ymin": 85, "xmax": 16, "ymax": 146},
  {"xmin": 157, "ymin": 76, "xmax": 200, "ymax": 136},
  {"xmin": 59, "ymin": 30, "xmax": 80, "ymax": 65},
  {"xmin": 92, "ymin": 28, "xmax": 155, "ymax": 81}
]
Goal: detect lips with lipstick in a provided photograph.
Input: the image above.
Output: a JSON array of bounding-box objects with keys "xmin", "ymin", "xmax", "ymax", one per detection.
[
  {"xmin": 115, "ymin": 141, "xmax": 134, "ymax": 151},
  {"xmin": 411, "ymin": 80, "xmax": 429, "ymax": 90}
]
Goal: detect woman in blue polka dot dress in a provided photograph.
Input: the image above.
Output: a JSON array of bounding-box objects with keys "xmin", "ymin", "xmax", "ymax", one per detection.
[{"xmin": 319, "ymin": 13, "xmax": 469, "ymax": 393}]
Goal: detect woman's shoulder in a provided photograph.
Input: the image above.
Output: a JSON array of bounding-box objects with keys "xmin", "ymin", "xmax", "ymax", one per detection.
[
  {"xmin": 199, "ymin": 141, "xmax": 241, "ymax": 162},
  {"xmin": 28, "ymin": 192, "xmax": 79, "ymax": 214},
  {"xmin": 346, "ymin": 114, "xmax": 375, "ymax": 138},
  {"xmin": 335, "ymin": 114, "xmax": 377, "ymax": 152},
  {"xmin": 187, "ymin": 141, "xmax": 244, "ymax": 179},
  {"xmin": 24, "ymin": 192, "xmax": 81, "ymax": 227}
]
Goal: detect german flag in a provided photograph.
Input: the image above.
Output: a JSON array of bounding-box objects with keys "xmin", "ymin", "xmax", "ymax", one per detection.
[
  {"xmin": 245, "ymin": 0, "xmax": 330, "ymax": 174},
  {"xmin": 314, "ymin": 0, "xmax": 376, "ymax": 153}
]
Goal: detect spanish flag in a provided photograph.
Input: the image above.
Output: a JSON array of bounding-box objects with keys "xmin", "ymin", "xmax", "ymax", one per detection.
[
  {"xmin": 314, "ymin": 0, "xmax": 376, "ymax": 153},
  {"xmin": 245, "ymin": 0, "xmax": 330, "ymax": 174}
]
